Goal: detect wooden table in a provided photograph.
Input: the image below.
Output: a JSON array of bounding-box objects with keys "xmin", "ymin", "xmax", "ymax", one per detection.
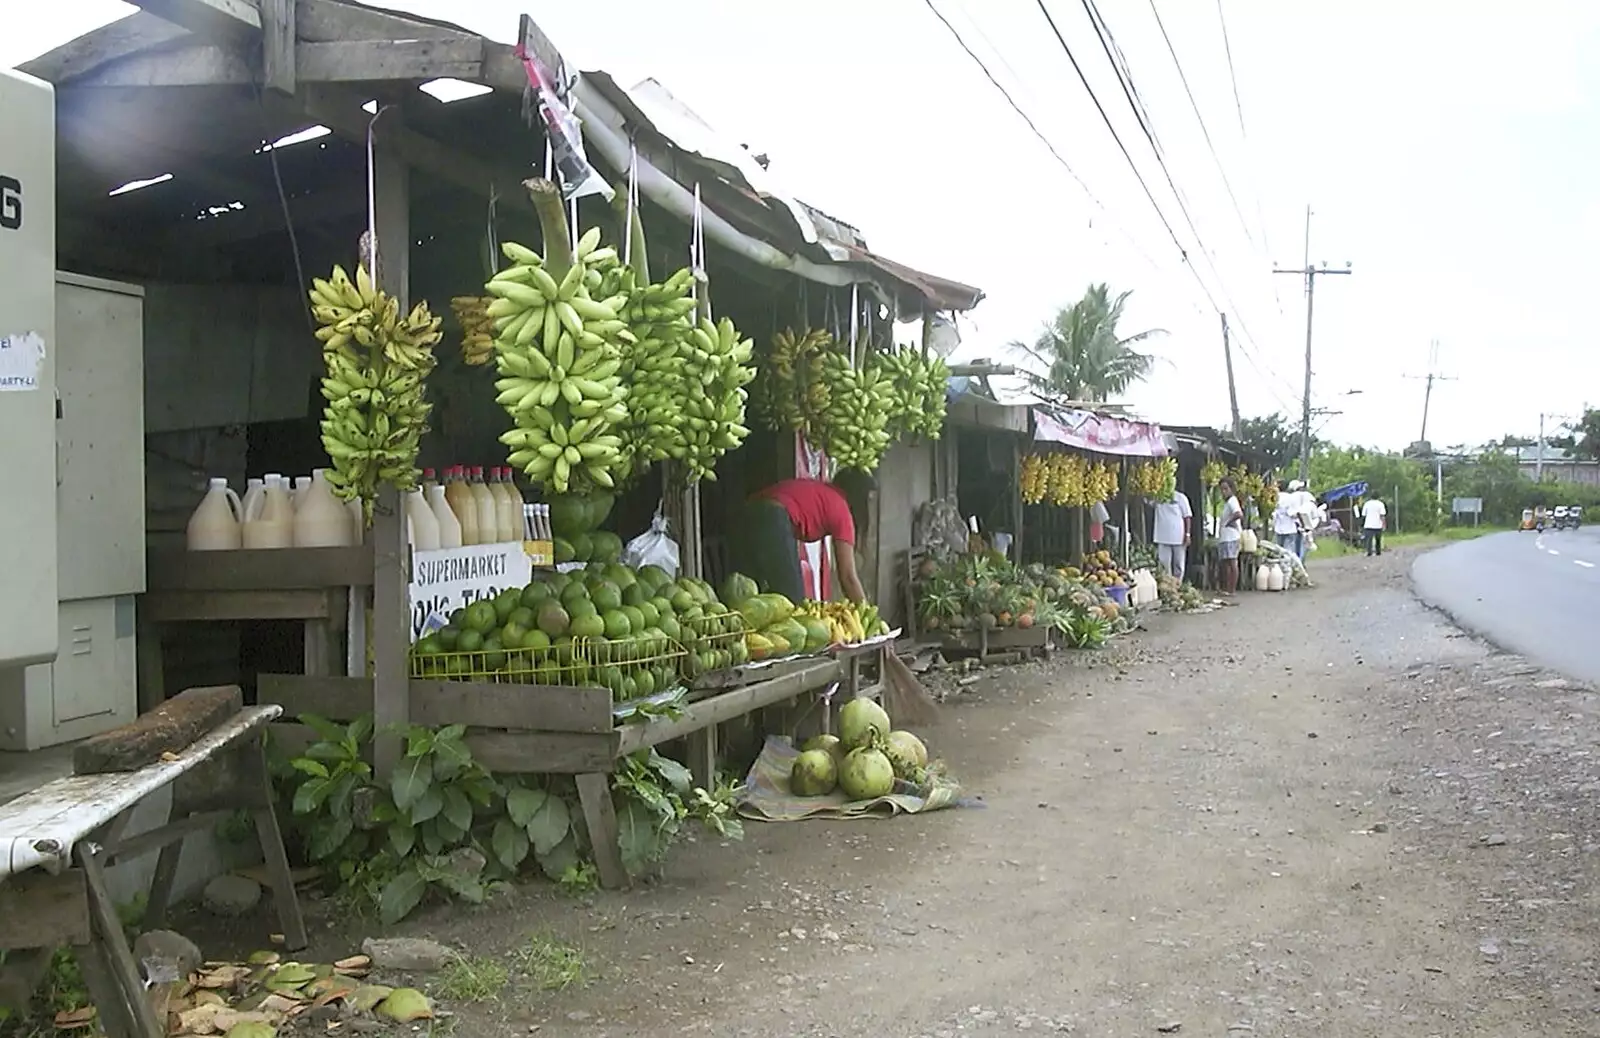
[
  {"xmin": 140, "ymin": 547, "xmax": 373, "ymax": 710},
  {"xmin": 0, "ymin": 705, "xmax": 306, "ymax": 1038},
  {"xmin": 259, "ymin": 658, "xmax": 845, "ymax": 892}
]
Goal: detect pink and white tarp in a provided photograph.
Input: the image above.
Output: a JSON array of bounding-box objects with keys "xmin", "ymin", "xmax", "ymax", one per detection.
[{"xmin": 1031, "ymin": 408, "xmax": 1167, "ymax": 457}]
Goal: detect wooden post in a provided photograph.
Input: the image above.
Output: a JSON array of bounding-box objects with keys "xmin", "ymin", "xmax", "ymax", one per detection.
[
  {"xmin": 261, "ymin": 0, "xmax": 296, "ymax": 95},
  {"xmin": 1010, "ymin": 436, "xmax": 1023, "ymax": 563},
  {"xmin": 371, "ymin": 114, "xmax": 410, "ymax": 780}
]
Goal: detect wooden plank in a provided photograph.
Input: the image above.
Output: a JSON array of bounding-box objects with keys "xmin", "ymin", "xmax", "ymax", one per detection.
[
  {"xmin": 77, "ymin": 845, "xmax": 167, "ymax": 1038},
  {"xmin": 372, "ymin": 491, "xmax": 409, "ymax": 781},
  {"xmin": 407, "ymin": 680, "xmax": 612, "ymax": 733},
  {"xmin": 262, "ymin": 0, "xmax": 296, "ymax": 95},
  {"xmin": 101, "ymin": 809, "xmax": 232, "ymax": 867},
  {"xmin": 72, "ymin": 685, "xmax": 243, "ymax": 775},
  {"xmin": 142, "ymin": 589, "xmax": 339, "ymax": 622},
  {"xmin": 615, "ymin": 661, "xmax": 842, "ymax": 756},
  {"xmin": 0, "ymin": 871, "xmax": 90, "ymax": 950},
  {"xmin": 297, "ymin": 0, "xmax": 477, "ymax": 44},
  {"xmin": 464, "ymin": 731, "xmax": 616, "ymax": 774},
  {"xmin": 259, "ymin": 674, "xmax": 614, "ymax": 734},
  {"xmin": 18, "ymin": 12, "xmax": 189, "ymax": 84},
  {"xmin": 146, "ymin": 546, "xmax": 373, "ymax": 591},
  {"xmin": 574, "ymin": 772, "xmax": 628, "ymax": 890},
  {"xmin": 299, "ymin": 38, "xmax": 485, "ymax": 82},
  {"xmin": 134, "ymin": 0, "xmax": 261, "ymax": 34},
  {"xmin": 71, "ymin": 41, "xmax": 250, "ymax": 87}
]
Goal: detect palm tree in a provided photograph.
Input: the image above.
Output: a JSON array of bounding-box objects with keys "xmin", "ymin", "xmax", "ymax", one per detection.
[{"xmin": 1009, "ymin": 283, "xmax": 1165, "ymax": 404}]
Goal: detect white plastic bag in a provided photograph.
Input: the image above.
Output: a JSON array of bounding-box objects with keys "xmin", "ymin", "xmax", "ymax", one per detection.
[{"xmin": 621, "ymin": 511, "xmax": 680, "ymax": 576}]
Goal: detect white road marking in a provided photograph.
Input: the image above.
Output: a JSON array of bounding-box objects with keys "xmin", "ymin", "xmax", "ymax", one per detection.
[
  {"xmin": 1548, "ymin": 549, "xmax": 1561, "ymax": 556},
  {"xmin": 1576, "ymin": 560, "xmax": 1596, "ymax": 569}
]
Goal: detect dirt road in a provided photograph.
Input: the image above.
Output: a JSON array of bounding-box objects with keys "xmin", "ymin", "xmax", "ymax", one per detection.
[{"xmin": 384, "ymin": 548, "xmax": 1600, "ymax": 1036}]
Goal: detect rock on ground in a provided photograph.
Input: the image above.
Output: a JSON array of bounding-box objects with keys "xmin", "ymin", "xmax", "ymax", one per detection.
[
  {"xmin": 200, "ymin": 874, "xmax": 261, "ymax": 917},
  {"xmin": 360, "ymin": 937, "xmax": 456, "ymax": 972}
]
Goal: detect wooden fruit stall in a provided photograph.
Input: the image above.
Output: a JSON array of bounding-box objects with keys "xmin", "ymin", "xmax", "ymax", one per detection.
[{"xmin": 258, "ymin": 652, "xmax": 844, "ymax": 890}]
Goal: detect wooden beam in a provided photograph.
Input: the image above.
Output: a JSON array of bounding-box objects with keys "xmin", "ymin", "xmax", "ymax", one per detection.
[
  {"xmin": 298, "ymin": 85, "xmax": 536, "ymax": 214},
  {"xmin": 296, "ymin": 0, "xmax": 475, "ymax": 44},
  {"xmin": 18, "ymin": 12, "xmax": 189, "ymax": 83},
  {"xmin": 300, "ymin": 38, "xmax": 486, "ymax": 82},
  {"xmin": 72, "ymin": 37, "xmax": 486, "ymax": 88},
  {"xmin": 262, "ymin": 0, "xmax": 295, "ymax": 95},
  {"xmin": 134, "ymin": 0, "xmax": 261, "ymax": 34}
]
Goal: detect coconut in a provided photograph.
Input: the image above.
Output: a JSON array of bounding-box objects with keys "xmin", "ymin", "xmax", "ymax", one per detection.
[
  {"xmin": 790, "ymin": 749, "xmax": 838, "ymax": 797},
  {"xmin": 838, "ymin": 746, "xmax": 895, "ymax": 800},
  {"xmin": 886, "ymin": 730, "xmax": 928, "ymax": 773},
  {"xmin": 838, "ymin": 698, "xmax": 891, "ymax": 752},
  {"xmin": 801, "ymin": 733, "xmax": 845, "ymax": 768}
]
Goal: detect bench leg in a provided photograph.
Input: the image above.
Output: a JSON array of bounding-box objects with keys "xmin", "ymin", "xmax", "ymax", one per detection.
[
  {"xmin": 574, "ymin": 772, "xmax": 628, "ymax": 891},
  {"xmin": 77, "ymin": 843, "xmax": 165, "ymax": 1038},
  {"xmin": 246, "ymin": 743, "xmax": 307, "ymax": 951},
  {"xmin": 686, "ymin": 725, "xmax": 717, "ymax": 792},
  {"xmin": 141, "ymin": 826, "xmax": 185, "ymax": 931}
]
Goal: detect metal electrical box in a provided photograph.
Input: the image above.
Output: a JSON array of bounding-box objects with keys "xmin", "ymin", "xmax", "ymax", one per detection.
[
  {"xmin": 0, "ymin": 274, "xmax": 147, "ymax": 751},
  {"xmin": 0, "ymin": 69, "xmax": 59, "ymax": 671}
]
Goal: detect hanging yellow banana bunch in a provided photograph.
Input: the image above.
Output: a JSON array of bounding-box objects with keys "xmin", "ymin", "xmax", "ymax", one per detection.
[{"xmin": 1020, "ymin": 453, "xmax": 1048, "ymax": 505}]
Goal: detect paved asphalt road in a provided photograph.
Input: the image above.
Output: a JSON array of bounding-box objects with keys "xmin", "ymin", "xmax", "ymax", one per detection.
[{"xmin": 1413, "ymin": 524, "xmax": 1600, "ymax": 684}]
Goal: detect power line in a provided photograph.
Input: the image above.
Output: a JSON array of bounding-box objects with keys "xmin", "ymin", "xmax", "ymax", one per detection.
[
  {"xmin": 1214, "ymin": 0, "xmax": 1248, "ymax": 139},
  {"xmin": 920, "ymin": 0, "xmax": 1094, "ymax": 204},
  {"xmin": 1070, "ymin": 0, "xmax": 1281, "ymax": 388},
  {"xmin": 921, "ymin": 0, "xmax": 1164, "ymax": 275},
  {"xmin": 1030, "ymin": 0, "xmax": 1192, "ymax": 266},
  {"xmin": 1146, "ymin": 0, "xmax": 1255, "ymax": 249}
]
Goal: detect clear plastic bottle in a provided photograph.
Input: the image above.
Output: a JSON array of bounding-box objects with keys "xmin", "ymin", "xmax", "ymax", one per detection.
[
  {"xmin": 445, "ymin": 466, "xmax": 479, "ymax": 545},
  {"xmin": 469, "ymin": 466, "xmax": 500, "ymax": 543},
  {"xmin": 492, "ymin": 467, "xmax": 523, "ymax": 543}
]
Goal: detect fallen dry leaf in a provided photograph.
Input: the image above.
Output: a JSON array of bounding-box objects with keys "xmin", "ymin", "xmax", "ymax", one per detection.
[
  {"xmin": 332, "ymin": 955, "xmax": 370, "ymax": 974},
  {"xmin": 194, "ymin": 966, "xmax": 251, "ymax": 990},
  {"xmin": 176, "ymin": 1002, "xmax": 223, "ymax": 1035},
  {"xmin": 268, "ymin": 934, "xmax": 286, "ymax": 946},
  {"xmin": 192, "ymin": 991, "xmax": 228, "ymax": 1008},
  {"xmin": 53, "ymin": 1006, "xmax": 96, "ymax": 1029},
  {"xmin": 258, "ymin": 994, "xmax": 303, "ymax": 1016},
  {"xmin": 159, "ymin": 751, "xmax": 181, "ymax": 762},
  {"xmin": 308, "ymin": 975, "xmax": 357, "ymax": 1002},
  {"xmin": 246, "ymin": 951, "xmax": 280, "ymax": 966},
  {"xmin": 210, "ymin": 1008, "xmax": 275, "ymax": 1032}
]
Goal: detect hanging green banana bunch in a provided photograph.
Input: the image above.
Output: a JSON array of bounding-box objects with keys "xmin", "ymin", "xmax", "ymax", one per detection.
[{"xmin": 310, "ymin": 261, "xmax": 440, "ymax": 521}]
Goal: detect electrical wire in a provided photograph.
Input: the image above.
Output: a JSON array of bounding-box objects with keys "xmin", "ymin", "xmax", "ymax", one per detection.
[
  {"xmin": 253, "ymin": 81, "xmax": 313, "ymax": 335},
  {"xmin": 1065, "ymin": 0, "xmax": 1282, "ymax": 389},
  {"xmin": 1031, "ymin": 0, "xmax": 1191, "ymax": 267},
  {"xmin": 921, "ymin": 0, "xmax": 1164, "ymax": 274},
  {"xmin": 1145, "ymin": 0, "xmax": 1255, "ymax": 249},
  {"xmin": 1213, "ymin": 0, "xmax": 1283, "ymax": 315}
]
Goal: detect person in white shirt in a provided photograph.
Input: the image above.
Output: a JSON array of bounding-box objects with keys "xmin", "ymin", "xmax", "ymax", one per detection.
[
  {"xmin": 1150, "ymin": 489, "xmax": 1192, "ymax": 580},
  {"xmin": 1216, "ymin": 477, "xmax": 1244, "ymax": 593},
  {"xmin": 1271, "ymin": 479, "xmax": 1302, "ymax": 555},
  {"xmin": 1361, "ymin": 494, "xmax": 1387, "ymax": 556}
]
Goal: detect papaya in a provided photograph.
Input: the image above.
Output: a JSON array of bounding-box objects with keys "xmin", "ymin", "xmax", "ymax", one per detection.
[
  {"xmin": 798, "ymin": 617, "xmax": 833, "ymax": 653},
  {"xmin": 721, "ymin": 572, "xmax": 760, "ymax": 610}
]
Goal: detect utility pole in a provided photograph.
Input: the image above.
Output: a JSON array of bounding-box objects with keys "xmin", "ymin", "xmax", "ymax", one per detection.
[
  {"xmin": 1220, "ymin": 312, "xmax": 1240, "ymax": 436},
  {"xmin": 1274, "ymin": 205, "xmax": 1351, "ymax": 481},
  {"xmin": 1402, "ymin": 340, "xmax": 1456, "ymax": 445},
  {"xmin": 1537, "ymin": 412, "xmax": 1546, "ymax": 482}
]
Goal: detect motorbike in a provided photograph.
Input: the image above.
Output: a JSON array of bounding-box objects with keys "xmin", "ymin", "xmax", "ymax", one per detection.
[{"xmin": 1553, "ymin": 506, "xmax": 1571, "ymax": 530}]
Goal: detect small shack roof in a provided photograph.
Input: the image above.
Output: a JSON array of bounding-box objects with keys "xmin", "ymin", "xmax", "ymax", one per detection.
[{"xmin": 25, "ymin": 0, "xmax": 982, "ymax": 314}]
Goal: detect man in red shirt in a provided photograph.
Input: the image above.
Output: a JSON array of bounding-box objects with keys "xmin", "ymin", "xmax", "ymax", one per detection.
[{"xmin": 732, "ymin": 473, "xmax": 872, "ymax": 603}]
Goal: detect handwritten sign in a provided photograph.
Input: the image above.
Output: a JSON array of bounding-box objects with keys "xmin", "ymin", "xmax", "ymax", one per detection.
[
  {"xmin": 409, "ymin": 542, "xmax": 534, "ymax": 640},
  {"xmin": 0, "ymin": 331, "xmax": 45, "ymax": 392}
]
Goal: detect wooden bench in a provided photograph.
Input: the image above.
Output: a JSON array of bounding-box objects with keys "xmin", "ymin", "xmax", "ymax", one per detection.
[{"xmin": 0, "ymin": 702, "xmax": 306, "ymax": 1038}]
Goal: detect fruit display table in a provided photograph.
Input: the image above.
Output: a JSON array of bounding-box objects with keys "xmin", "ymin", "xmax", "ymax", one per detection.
[
  {"xmin": 139, "ymin": 546, "xmax": 372, "ymax": 710},
  {"xmin": 258, "ymin": 658, "xmax": 842, "ymax": 890}
]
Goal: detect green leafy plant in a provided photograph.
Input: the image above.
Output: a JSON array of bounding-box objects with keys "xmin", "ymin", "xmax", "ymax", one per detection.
[{"xmin": 282, "ymin": 716, "xmax": 741, "ymax": 923}]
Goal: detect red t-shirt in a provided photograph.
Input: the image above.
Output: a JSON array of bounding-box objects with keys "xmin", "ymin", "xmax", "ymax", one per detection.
[{"xmin": 758, "ymin": 479, "xmax": 855, "ymax": 545}]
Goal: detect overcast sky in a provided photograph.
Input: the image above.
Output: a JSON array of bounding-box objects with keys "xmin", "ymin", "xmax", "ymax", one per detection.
[{"xmin": 8, "ymin": 1, "xmax": 1598, "ymax": 451}]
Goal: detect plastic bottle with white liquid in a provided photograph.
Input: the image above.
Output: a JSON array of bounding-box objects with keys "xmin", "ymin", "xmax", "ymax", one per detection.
[{"xmin": 187, "ymin": 478, "xmax": 243, "ymax": 551}]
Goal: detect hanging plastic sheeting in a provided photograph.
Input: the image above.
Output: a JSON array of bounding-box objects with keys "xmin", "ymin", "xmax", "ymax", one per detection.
[{"xmin": 1320, "ymin": 481, "xmax": 1368, "ymax": 503}]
